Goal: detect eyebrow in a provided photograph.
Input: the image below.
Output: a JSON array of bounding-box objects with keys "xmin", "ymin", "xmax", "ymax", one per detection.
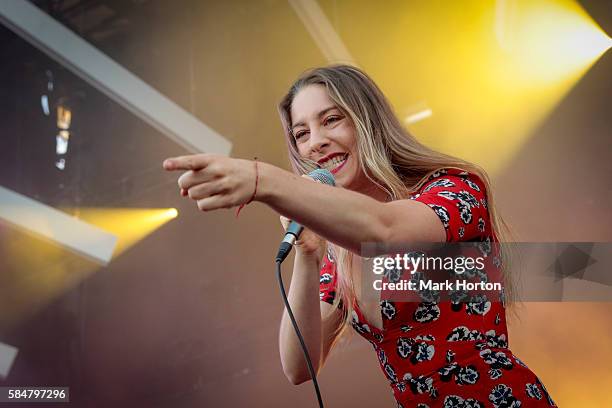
[{"xmin": 291, "ymin": 106, "xmax": 340, "ymax": 131}]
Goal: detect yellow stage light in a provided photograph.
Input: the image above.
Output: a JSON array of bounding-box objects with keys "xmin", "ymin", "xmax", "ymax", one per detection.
[
  {"xmin": 158, "ymin": 207, "xmax": 178, "ymax": 219},
  {"xmin": 498, "ymin": 0, "xmax": 611, "ymax": 85},
  {"xmin": 74, "ymin": 207, "xmax": 178, "ymax": 258},
  {"xmin": 320, "ymin": 0, "xmax": 610, "ymax": 174}
]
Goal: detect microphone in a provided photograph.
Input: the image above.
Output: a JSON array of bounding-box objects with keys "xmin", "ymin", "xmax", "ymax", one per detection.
[{"xmin": 275, "ymin": 168, "xmax": 335, "ymax": 263}]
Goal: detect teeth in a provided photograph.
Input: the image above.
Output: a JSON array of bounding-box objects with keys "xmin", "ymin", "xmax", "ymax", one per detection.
[{"xmin": 322, "ymin": 154, "xmax": 347, "ymax": 170}]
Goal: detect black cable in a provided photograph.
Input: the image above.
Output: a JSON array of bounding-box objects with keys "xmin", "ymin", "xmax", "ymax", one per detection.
[{"xmin": 276, "ymin": 260, "xmax": 324, "ymax": 408}]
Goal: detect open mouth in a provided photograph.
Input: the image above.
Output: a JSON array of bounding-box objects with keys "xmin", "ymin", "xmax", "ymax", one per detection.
[{"xmin": 320, "ymin": 153, "xmax": 349, "ymax": 174}]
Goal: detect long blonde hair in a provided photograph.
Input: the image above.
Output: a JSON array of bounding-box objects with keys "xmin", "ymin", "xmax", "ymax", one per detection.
[{"xmin": 278, "ymin": 65, "xmax": 516, "ymax": 338}]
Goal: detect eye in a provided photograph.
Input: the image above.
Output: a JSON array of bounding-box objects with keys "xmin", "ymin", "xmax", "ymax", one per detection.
[
  {"xmin": 324, "ymin": 115, "xmax": 342, "ymax": 126},
  {"xmin": 294, "ymin": 129, "xmax": 309, "ymax": 141}
]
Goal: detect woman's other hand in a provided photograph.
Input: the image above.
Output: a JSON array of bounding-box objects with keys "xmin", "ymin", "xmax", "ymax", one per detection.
[{"xmin": 279, "ymin": 175, "xmax": 327, "ymax": 262}]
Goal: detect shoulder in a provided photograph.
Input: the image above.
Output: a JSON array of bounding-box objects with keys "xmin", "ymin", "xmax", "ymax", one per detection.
[
  {"xmin": 410, "ymin": 168, "xmax": 491, "ymax": 242},
  {"xmin": 420, "ymin": 168, "xmax": 485, "ymax": 195}
]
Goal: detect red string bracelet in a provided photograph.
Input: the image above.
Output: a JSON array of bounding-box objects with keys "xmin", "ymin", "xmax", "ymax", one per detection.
[{"xmin": 235, "ymin": 157, "xmax": 259, "ymax": 218}]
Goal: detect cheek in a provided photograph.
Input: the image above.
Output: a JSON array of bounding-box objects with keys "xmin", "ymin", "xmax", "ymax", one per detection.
[
  {"xmin": 338, "ymin": 128, "xmax": 358, "ymax": 154},
  {"xmin": 348, "ymin": 154, "xmax": 360, "ymax": 177},
  {"xmin": 346, "ymin": 155, "xmax": 367, "ymax": 187},
  {"xmin": 295, "ymin": 142, "xmax": 309, "ymax": 158}
]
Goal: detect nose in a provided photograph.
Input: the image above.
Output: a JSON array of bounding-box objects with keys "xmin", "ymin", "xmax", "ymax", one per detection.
[{"xmin": 309, "ymin": 127, "xmax": 330, "ymax": 154}]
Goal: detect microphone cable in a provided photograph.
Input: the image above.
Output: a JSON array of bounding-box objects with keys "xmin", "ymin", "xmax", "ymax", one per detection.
[
  {"xmin": 276, "ymin": 259, "xmax": 325, "ymax": 408},
  {"xmin": 274, "ymin": 168, "xmax": 334, "ymax": 407}
]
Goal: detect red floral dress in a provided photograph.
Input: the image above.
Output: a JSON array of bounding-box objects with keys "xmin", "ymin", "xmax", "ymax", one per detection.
[{"xmin": 319, "ymin": 168, "xmax": 557, "ymax": 408}]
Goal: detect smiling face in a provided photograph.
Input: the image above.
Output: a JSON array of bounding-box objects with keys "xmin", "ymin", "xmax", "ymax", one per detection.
[{"xmin": 290, "ymin": 84, "xmax": 365, "ymax": 190}]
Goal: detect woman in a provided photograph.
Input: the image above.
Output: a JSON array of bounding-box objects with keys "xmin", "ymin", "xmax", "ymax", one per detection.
[{"xmin": 164, "ymin": 65, "xmax": 556, "ymax": 407}]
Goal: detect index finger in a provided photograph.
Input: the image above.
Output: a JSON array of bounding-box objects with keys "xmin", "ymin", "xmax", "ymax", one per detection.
[{"xmin": 163, "ymin": 154, "xmax": 213, "ymax": 171}]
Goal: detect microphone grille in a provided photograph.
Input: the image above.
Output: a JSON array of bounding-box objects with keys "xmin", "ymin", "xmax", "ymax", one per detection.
[{"xmin": 307, "ymin": 168, "xmax": 336, "ymax": 186}]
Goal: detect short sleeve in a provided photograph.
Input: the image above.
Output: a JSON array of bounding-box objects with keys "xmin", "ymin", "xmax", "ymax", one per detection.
[
  {"xmin": 412, "ymin": 169, "xmax": 490, "ymax": 242},
  {"xmin": 319, "ymin": 250, "xmax": 338, "ymax": 305}
]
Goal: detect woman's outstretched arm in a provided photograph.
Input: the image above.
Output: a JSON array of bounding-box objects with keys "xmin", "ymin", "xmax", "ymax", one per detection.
[{"xmin": 163, "ymin": 155, "xmax": 445, "ymax": 255}]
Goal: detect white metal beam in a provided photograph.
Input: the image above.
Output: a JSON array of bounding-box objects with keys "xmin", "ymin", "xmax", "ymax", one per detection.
[
  {"xmin": 0, "ymin": 0, "xmax": 232, "ymax": 155},
  {"xmin": 288, "ymin": 0, "xmax": 356, "ymax": 65},
  {"xmin": 0, "ymin": 342, "xmax": 18, "ymax": 379},
  {"xmin": 0, "ymin": 186, "xmax": 117, "ymax": 265}
]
